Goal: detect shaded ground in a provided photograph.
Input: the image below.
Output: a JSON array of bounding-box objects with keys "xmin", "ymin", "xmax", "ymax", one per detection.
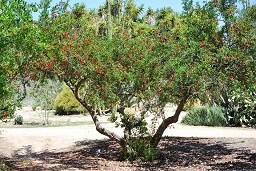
[
  {"xmin": 1, "ymin": 107, "xmax": 256, "ymax": 170},
  {"xmin": 1, "ymin": 137, "xmax": 256, "ymax": 171}
]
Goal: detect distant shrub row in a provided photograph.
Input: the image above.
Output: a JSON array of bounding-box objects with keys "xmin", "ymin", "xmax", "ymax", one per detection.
[{"xmin": 182, "ymin": 91, "xmax": 256, "ymax": 128}]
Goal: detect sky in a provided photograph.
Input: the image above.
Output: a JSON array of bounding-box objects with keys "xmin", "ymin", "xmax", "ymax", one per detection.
[
  {"xmin": 24, "ymin": 0, "xmax": 184, "ymax": 20},
  {"xmin": 25, "ymin": 0, "xmax": 255, "ymax": 20},
  {"xmin": 26, "ymin": 0, "xmax": 186, "ymax": 13}
]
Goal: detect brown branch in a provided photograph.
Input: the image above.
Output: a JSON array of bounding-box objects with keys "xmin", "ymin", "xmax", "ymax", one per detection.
[
  {"xmin": 65, "ymin": 79, "xmax": 126, "ymax": 147},
  {"xmin": 90, "ymin": 108, "xmax": 126, "ymax": 147},
  {"xmin": 18, "ymin": 77, "xmax": 27, "ymax": 101},
  {"xmin": 74, "ymin": 78, "xmax": 87, "ymax": 103},
  {"xmin": 150, "ymin": 94, "xmax": 190, "ymax": 148}
]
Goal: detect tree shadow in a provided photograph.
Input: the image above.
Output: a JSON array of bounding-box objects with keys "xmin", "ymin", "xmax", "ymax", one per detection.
[
  {"xmin": 152, "ymin": 137, "xmax": 256, "ymax": 170},
  {"xmin": 2, "ymin": 137, "xmax": 256, "ymax": 170}
]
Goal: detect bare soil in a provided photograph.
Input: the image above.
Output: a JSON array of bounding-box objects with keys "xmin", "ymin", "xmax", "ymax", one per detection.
[{"xmin": 0, "ymin": 107, "xmax": 256, "ymax": 170}]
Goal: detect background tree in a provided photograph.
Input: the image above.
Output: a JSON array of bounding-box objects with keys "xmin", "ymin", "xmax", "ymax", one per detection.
[
  {"xmin": 124, "ymin": 0, "xmax": 144, "ymax": 22},
  {"xmin": 144, "ymin": 7, "xmax": 156, "ymax": 26},
  {"xmin": 155, "ymin": 7, "xmax": 176, "ymax": 32},
  {"xmin": 29, "ymin": 79, "xmax": 62, "ymax": 125},
  {"xmin": 0, "ymin": 0, "xmax": 37, "ymax": 120}
]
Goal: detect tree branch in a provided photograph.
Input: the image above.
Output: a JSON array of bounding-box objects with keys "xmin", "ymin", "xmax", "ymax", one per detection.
[
  {"xmin": 65, "ymin": 79, "xmax": 126, "ymax": 148},
  {"xmin": 18, "ymin": 77, "xmax": 27, "ymax": 101},
  {"xmin": 150, "ymin": 94, "xmax": 190, "ymax": 148},
  {"xmin": 90, "ymin": 108, "xmax": 126, "ymax": 147}
]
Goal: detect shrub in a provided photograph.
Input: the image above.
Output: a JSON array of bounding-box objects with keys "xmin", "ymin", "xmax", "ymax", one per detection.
[
  {"xmin": 14, "ymin": 115, "xmax": 23, "ymax": 125},
  {"xmin": 181, "ymin": 105, "xmax": 227, "ymax": 127},
  {"xmin": 29, "ymin": 79, "xmax": 62, "ymax": 111},
  {"xmin": 120, "ymin": 137, "xmax": 158, "ymax": 161},
  {"xmin": 54, "ymin": 84, "xmax": 87, "ymax": 115},
  {"xmin": 29, "ymin": 79, "xmax": 62, "ymax": 125},
  {"xmin": 225, "ymin": 91, "xmax": 256, "ymax": 128}
]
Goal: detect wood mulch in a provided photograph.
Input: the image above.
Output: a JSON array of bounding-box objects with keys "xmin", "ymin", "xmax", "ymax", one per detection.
[{"xmin": 1, "ymin": 136, "xmax": 255, "ymax": 171}]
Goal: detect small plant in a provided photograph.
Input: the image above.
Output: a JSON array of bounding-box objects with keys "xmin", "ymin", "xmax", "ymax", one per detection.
[
  {"xmin": 0, "ymin": 157, "xmax": 12, "ymax": 171},
  {"xmin": 181, "ymin": 105, "xmax": 227, "ymax": 127},
  {"xmin": 29, "ymin": 79, "xmax": 62, "ymax": 125},
  {"xmin": 14, "ymin": 115, "xmax": 23, "ymax": 125},
  {"xmin": 121, "ymin": 137, "xmax": 158, "ymax": 161}
]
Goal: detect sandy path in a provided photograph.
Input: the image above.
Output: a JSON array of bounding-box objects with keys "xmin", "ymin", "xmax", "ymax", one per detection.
[
  {"xmin": 1, "ymin": 118, "xmax": 256, "ymax": 158},
  {"xmin": 0, "ymin": 122, "xmax": 120, "ymax": 157}
]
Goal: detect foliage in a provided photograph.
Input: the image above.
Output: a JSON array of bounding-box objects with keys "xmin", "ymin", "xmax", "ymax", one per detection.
[
  {"xmin": 183, "ymin": 98, "xmax": 202, "ymax": 111},
  {"xmin": 54, "ymin": 84, "xmax": 87, "ymax": 115},
  {"xmin": 29, "ymin": 79, "xmax": 62, "ymax": 110},
  {"xmin": 181, "ymin": 105, "xmax": 228, "ymax": 127},
  {"xmin": 0, "ymin": 101, "xmax": 16, "ymax": 123},
  {"xmin": 0, "ymin": 0, "xmax": 35, "ymax": 120},
  {"xmin": 0, "ymin": 157, "xmax": 12, "ymax": 171},
  {"xmin": 225, "ymin": 90, "xmax": 256, "ymax": 128},
  {"xmin": 14, "ymin": 115, "xmax": 23, "ymax": 125},
  {"xmin": 121, "ymin": 137, "xmax": 158, "ymax": 161},
  {"xmin": 28, "ymin": 79, "xmax": 62, "ymax": 124}
]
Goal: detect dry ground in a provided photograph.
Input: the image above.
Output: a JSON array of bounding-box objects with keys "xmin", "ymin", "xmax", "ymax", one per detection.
[{"xmin": 0, "ymin": 107, "xmax": 256, "ymax": 170}]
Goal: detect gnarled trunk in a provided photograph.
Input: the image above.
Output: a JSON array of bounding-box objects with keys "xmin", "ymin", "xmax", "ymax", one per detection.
[
  {"xmin": 88, "ymin": 107, "xmax": 126, "ymax": 148},
  {"xmin": 65, "ymin": 80, "xmax": 126, "ymax": 149},
  {"xmin": 150, "ymin": 95, "xmax": 189, "ymax": 148}
]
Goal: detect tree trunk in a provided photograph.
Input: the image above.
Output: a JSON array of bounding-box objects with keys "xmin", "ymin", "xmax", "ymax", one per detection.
[
  {"xmin": 89, "ymin": 107, "xmax": 126, "ymax": 147},
  {"xmin": 150, "ymin": 95, "xmax": 189, "ymax": 148},
  {"xmin": 65, "ymin": 80, "xmax": 126, "ymax": 149}
]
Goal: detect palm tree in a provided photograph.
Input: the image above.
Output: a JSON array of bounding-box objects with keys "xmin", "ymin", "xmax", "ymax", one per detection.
[
  {"xmin": 125, "ymin": 0, "xmax": 144, "ymax": 22},
  {"xmin": 155, "ymin": 7, "xmax": 175, "ymax": 32},
  {"xmin": 111, "ymin": 0, "xmax": 122, "ymax": 22},
  {"xmin": 145, "ymin": 7, "xmax": 155, "ymax": 26}
]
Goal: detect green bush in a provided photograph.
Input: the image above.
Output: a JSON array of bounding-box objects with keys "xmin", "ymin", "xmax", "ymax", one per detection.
[
  {"xmin": 54, "ymin": 84, "xmax": 87, "ymax": 115},
  {"xmin": 120, "ymin": 137, "xmax": 158, "ymax": 161},
  {"xmin": 225, "ymin": 91, "xmax": 256, "ymax": 128},
  {"xmin": 181, "ymin": 105, "xmax": 227, "ymax": 127},
  {"xmin": 14, "ymin": 115, "xmax": 23, "ymax": 125}
]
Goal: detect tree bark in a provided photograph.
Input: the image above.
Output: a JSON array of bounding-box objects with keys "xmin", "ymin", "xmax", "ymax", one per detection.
[
  {"xmin": 89, "ymin": 108, "xmax": 126, "ymax": 147},
  {"xmin": 150, "ymin": 94, "xmax": 189, "ymax": 148}
]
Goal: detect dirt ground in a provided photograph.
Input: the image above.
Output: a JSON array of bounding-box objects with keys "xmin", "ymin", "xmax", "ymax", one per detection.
[{"xmin": 0, "ymin": 107, "xmax": 256, "ymax": 170}]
